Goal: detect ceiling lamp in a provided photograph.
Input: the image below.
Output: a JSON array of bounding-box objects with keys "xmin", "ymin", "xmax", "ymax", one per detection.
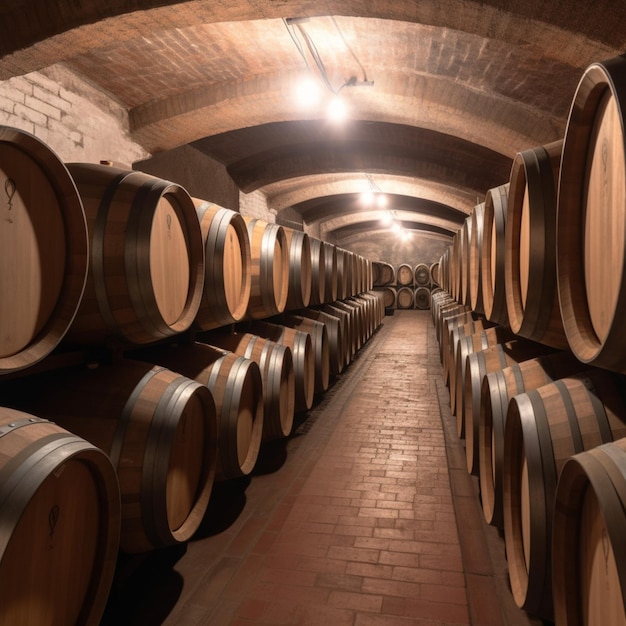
[{"xmin": 284, "ymin": 16, "xmax": 374, "ymax": 121}]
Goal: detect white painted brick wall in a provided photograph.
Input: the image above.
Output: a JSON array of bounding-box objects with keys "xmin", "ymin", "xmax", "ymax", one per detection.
[{"xmin": 0, "ymin": 65, "xmax": 149, "ymax": 165}]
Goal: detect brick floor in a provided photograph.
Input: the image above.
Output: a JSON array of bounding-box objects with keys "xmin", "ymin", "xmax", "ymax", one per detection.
[{"xmin": 102, "ymin": 310, "xmax": 541, "ymax": 626}]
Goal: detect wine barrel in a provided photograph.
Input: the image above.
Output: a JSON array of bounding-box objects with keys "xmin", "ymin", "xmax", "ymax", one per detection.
[
  {"xmin": 460, "ymin": 214, "xmax": 473, "ymax": 307},
  {"xmin": 430, "ymin": 261, "xmax": 441, "ymax": 288},
  {"xmin": 395, "ymin": 286, "xmax": 414, "ymax": 309},
  {"xmin": 64, "ymin": 163, "xmax": 204, "ymax": 346},
  {"xmin": 452, "ymin": 326, "xmax": 516, "ymax": 435},
  {"xmin": 248, "ymin": 321, "xmax": 315, "ymax": 412},
  {"xmin": 376, "ymin": 286, "xmax": 397, "ymax": 310},
  {"xmin": 0, "ymin": 126, "xmax": 89, "ymax": 373},
  {"xmin": 462, "ymin": 337, "xmax": 555, "ymax": 477},
  {"xmin": 243, "ymin": 217, "xmax": 289, "ymax": 319},
  {"xmin": 373, "ymin": 261, "xmax": 395, "ymax": 287},
  {"xmin": 296, "ymin": 308, "xmax": 345, "ymax": 376},
  {"xmin": 502, "ymin": 370, "xmax": 626, "ymax": 619},
  {"xmin": 192, "ymin": 199, "xmax": 251, "ymax": 331},
  {"xmin": 414, "ymin": 263, "xmax": 431, "ymax": 288},
  {"xmin": 414, "ymin": 287, "xmax": 431, "ymax": 310},
  {"xmin": 478, "ymin": 350, "xmax": 584, "ymax": 528},
  {"xmin": 322, "ymin": 303, "xmax": 352, "ymax": 367},
  {"xmin": 332, "ymin": 300, "xmax": 361, "ymax": 357},
  {"xmin": 505, "ymin": 140, "xmax": 568, "ymax": 349},
  {"xmin": 0, "ymin": 407, "xmax": 120, "ymax": 625},
  {"xmin": 431, "ymin": 290, "xmax": 455, "ymax": 328},
  {"xmin": 323, "ymin": 241, "xmax": 338, "ymax": 303},
  {"xmin": 557, "ymin": 56, "xmax": 626, "ymax": 372},
  {"xmin": 309, "ymin": 237, "xmax": 326, "ymax": 305},
  {"xmin": 283, "ymin": 227, "xmax": 312, "ymax": 310},
  {"xmin": 395, "ymin": 263, "xmax": 414, "ymax": 287},
  {"xmin": 481, "ymin": 183, "xmax": 510, "ymax": 325},
  {"xmin": 469, "ymin": 202, "xmax": 486, "ymax": 315},
  {"xmin": 205, "ymin": 331, "xmax": 295, "ymax": 441},
  {"xmin": 552, "ymin": 437, "xmax": 626, "ymax": 626},
  {"xmin": 335, "ymin": 248, "xmax": 349, "ymax": 299},
  {"xmin": 441, "ymin": 312, "xmax": 483, "ymax": 376},
  {"xmin": 280, "ymin": 314, "xmax": 330, "ymax": 394},
  {"xmin": 8, "ymin": 359, "xmax": 217, "ymax": 554}
]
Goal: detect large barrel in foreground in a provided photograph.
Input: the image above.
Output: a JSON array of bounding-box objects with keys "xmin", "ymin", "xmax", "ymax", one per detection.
[
  {"xmin": 0, "ymin": 407, "xmax": 120, "ymax": 625},
  {"xmin": 557, "ymin": 56, "xmax": 626, "ymax": 373},
  {"xmin": 0, "ymin": 126, "xmax": 89, "ymax": 373}
]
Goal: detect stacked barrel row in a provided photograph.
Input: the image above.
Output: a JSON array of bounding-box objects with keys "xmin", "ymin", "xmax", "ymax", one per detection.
[
  {"xmin": 432, "ymin": 55, "xmax": 626, "ymax": 626},
  {"xmin": 0, "ymin": 125, "xmax": 385, "ymax": 625},
  {"xmin": 372, "ymin": 260, "xmax": 440, "ymax": 310}
]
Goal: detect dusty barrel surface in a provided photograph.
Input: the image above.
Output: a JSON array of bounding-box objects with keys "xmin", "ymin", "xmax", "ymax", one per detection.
[
  {"xmin": 557, "ymin": 56, "xmax": 626, "ymax": 373},
  {"xmin": 193, "ymin": 199, "xmax": 251, "ymax": 330},
  {"xmin": 7, "ymin": 358, "xmax": 217, "ymax": 554},
  {"xmin": 552, "ymin": 437, "xmax": 626, "ymax": 626},
  {"xmin": 243, "ymin": 217, "xmax": 289, "ymax": 320},
  {"xmin": 506, "ymin": 140, "xmax": 568, "ymax": 349},
  {"xmin": 395, "ymin": 286, "xmax": 414, "ymax": 309},
  {"xmin": 481, "ymin": 183, "xmax": 510, "ymax": 325},
  {"xmin": 206, "ymin": 330, "xmax": 295, "ymax": 441},
  {"xmin": 414, "ymin": 263, "xmax": 431, "ymax": 288},
  {"xmin": 65, "ymin": 163, "xmax": 205, "ymax": 346},
  {"xmin": 478, "ymin": 350, "xmax": 584, "ymax": 528},
  {"xmin": 0, "ymin": 406, "xmax": 120, "ymax": 626},
  {"xmin": 395, "ymin": 263, "xmax": 414, "ymax": 287},
  {"xmin": 502, "ymin": 370, "xmax": 626, "ymax": 619},
  {"xmin": 0, "ymin": 126, "xmax": 89, "ymax": 373}
]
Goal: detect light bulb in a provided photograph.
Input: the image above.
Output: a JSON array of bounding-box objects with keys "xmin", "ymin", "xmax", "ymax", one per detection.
[{"xmin": 327, "ymin": 95, "xmax": 348, "ymax": 123}]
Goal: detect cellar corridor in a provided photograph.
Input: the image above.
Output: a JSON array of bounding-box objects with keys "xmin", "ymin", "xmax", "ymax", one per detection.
[{"xmin": 101, "ymin": 310, "xmax": 539, "ymax": 626}]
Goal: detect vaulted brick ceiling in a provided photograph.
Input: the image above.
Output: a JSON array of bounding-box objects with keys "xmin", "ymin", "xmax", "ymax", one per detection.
[{"xmin": 2, "ymin": 0, "xmax": 625, "ymax": 245}]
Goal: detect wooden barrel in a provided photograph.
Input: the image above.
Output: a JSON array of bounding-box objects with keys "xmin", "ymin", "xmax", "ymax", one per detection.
[
  {"xmin": 502, "ymin": 370, "xmax": 626, "ymax": 619},
  {"xmin": 138, "ymin": 343, "xmax": 263, "ymax": 481},
  {"xmin": 0, "ymin": 407, "xmax": 120, "ymax": 625},
  {"xmin": 414, "ymin": 287, "xmax": 431, "ymax": 310},
  {"xmin": 431, "ymin": 290, "xmax": 455, "ymax": 328},
  {"xmin": 204, "ymin": 331, "xmax": 295, "ymax": 441},
  {"xmin": 505, "ymin": 140, "xmax": 568, "ymax": 349},
  {"xmin": 248, "ymin": 321, "xmax": 315, "ymax": 412},
  {"xmin": 441, "ymin": 311, "xmax": 482, "ymax": 374},
  {"xmin": 452, "ymin": 325, "xmax": 516, "ymax": 434},
  {"xmin": 192, "ymin": 199, "xmax": 251, "ymax": 331},
  {"xmin": 395, "ymin": 263, "xmax": 414, "ymax": 287},
  {"xmin": 335, "ymin": 247, "xmax": 349, "ymax": 299},
  {"xmin": 395, "ymin": 286, "xmax": 414, "ymax": 309},
  {"xmin": 430, "ymin": 261, "xmax": 441, "ymax": 288},
  {"xmin": 322, "ymin": 303, "xmax": 353, "ymax": 367},
  {"xmin": 280, "ymin": 314, "xmax": 330, "ymax": 394},
  {"xmin": 462, "ymin": 337, "xmax": 555, "ymax": 477},
  {"xmin": 481, "ymin": 183, "xmax": 510, "ymax": 325},
  {"xmin": 323, "ymin": 241, "xmax": 338, "ymax": 303},
  {"xmin": 557, "ymin": 57, "xmax": 626, "ymax": 373},
  {"xmin": 337, "ymin": 298, "xmax": 367, "ymax": 349},
  {"xmin": 552, "ymin": 437, "xmax": 626, "ymax": 626},
  {"xmin": 243, "ymin": 217, "xmax": 289, "ymax": 319},
  {"xmin": 460, "ymin": 214, "xmax": 473, "ymax": 307},
  {"xmin": 376, "ymin": 286, "xmax": 397, "ymax": 310},
  {"xmin": 373, "ymin": 261, "xmax": 395, "ymax": 287},
  {"xmin": 478, "ymin": 351, "xmax": 585, "ymax": 528},
  {"xmin": 283, "ymin": 227, "xmax": 312, "ymax": 310},
  {"xmin": 296, "ymin": 308, "xmax": 345, "ymax": 376},
  {"xmin": 0, "ymin": 126, "xmax": 89, "ymax": 373},
  {"xmin": 8, "ymin": 359, "xmax": 217, "ymax": 554},
  {"xmin": 309, "ymin": 237, "xmax": 326, "ymax": 305},
  {"xmin": 414, "ymin": 263, "xmax": 431, "ymax": 288},
  {"xmin": 435, "ymin": 302, "xmax": 469, "ymax": 346},
  {"xmin": 64, "ymin": 163, "xmax": 204, "ymax": 346},
  {"xmin": 469, "ymin": 202, "xmax": 486, "ymax": 315}
]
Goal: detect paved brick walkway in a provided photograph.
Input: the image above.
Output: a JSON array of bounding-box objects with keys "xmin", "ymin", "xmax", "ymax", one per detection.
[{"xmin": 103, "ymin": 310, "xmax": 539, "ymax": 625}]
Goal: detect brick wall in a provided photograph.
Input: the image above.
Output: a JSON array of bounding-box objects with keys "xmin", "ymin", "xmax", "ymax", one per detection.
[
  {"xmin": 0, "ymin": 64, "xmax": 149, "ymax": 165},
  {"xmin": 239, "ymin": 190, "xmax": 275, "ymax": 222}
]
